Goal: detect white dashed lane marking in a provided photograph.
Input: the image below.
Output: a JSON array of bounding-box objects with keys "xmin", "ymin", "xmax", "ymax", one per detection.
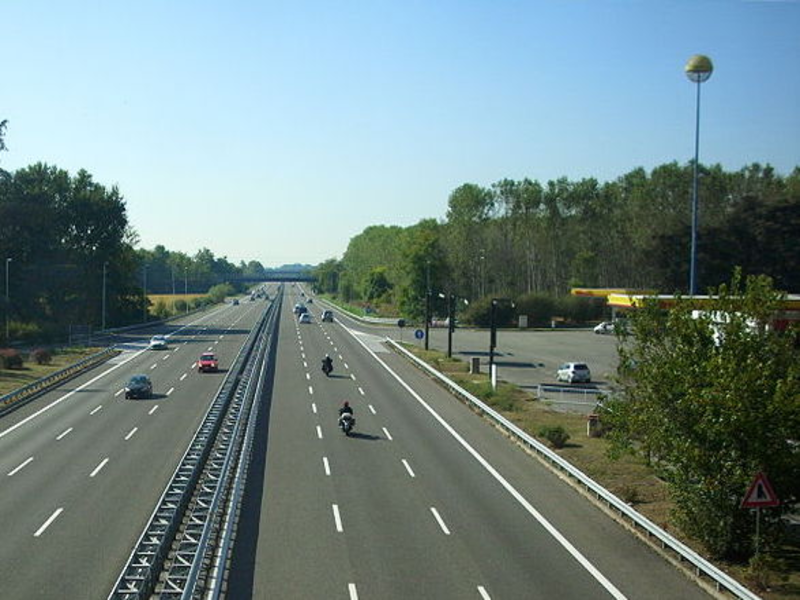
[
  {"xmin": 430, "ymin": 507, "xmax": 451, "ymax": 535},
  {"xmin": 89, "ymin": 458, "xmax": 109, "ymax": 478},
  {"xmin": 149, "ymin": 405, "xmax": 159, "ymax": 415},
  {"xmin": 56, "ymin": 428, "xmax": 73, "ymax": 441},
  {"xmin": 8, "ymin": 457, "xmax": 34, "ymax": 477},
  {"xmin": 125, "ymin": 427, "xmax": 138, "ymax": 441},
  {"xmin": 332, "ymin": 504, "xmax": 343, "ymax": 532},
  {"xmin": 382, "ymin": 427, "xmax": 393, "ymax": 441},
  {"xmin": 402, "ymin": 459, "xmax": 416, "ymax": 478},
  {"xmin": 368, "ymin": 405, "xmax": 376, "ymax": 415},
  {"xmin": 34, "ymin": 508, "xmax": 64, "ymax": 537},
  {"xmin": 90, "ymin": 405, "xmax": 102, "ymax": 416},
  {"xmin": 323, "ymin": 456, "xmax": 331, "ymax": 476}
]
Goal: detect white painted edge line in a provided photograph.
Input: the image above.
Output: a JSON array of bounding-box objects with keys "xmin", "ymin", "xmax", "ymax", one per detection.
[
  {"xmin": 332, "ymin": 504, "xmax": 343, "ymax": 532},
  {"xmin": 382, "ymin": 427, "xmax": 393, "ymax": 441},
  {"xmin": 340, "ymin": 321, "xmax": 628, "ymax": 600},
  {"xmin": 90, "ymin": 405, "xmax": 103, "ymax": 415},
  {"xmin": 8, "ymin": 456, "xmax": 34, "ymax": 477},
  {"xmin": 478, "ymin": 585, "xmax": 491, "ymax": 600},
  {"xmin": 125, "ymin": 427, "xmax": 138, "ymax": 441},
  {"xmin": 323, "ymin": 456, "xmax": 331, "ymax": 476},
  {"xmin": 348, "ymin": 583, "xmax": 359, "ymax": 600},
  {"xmin": 358, "ymin": 387, "xmax": 365, "ymax": 396},
  {"xmin": 312, "ymin": 403, "xmax": 317, "ymax": 414},
  {"xmin": 34, "ymin": 508, "xmax": 64, "ymax": 537},
  {"xmin": 56, "ymin": 427, "xmax": 73, "ymax": 441},
  {"xmin": 180, "ymin": 373, "xmax": 188, "ymax": 381},
  {"xmin": 0, "ymin": 344, "xmax": 151, "ymax": 440},
  {"xmin": 148, "ymin": 405, "xmax": 159, "ymax": 415},
  {"xmin": 90, "ymin": 457, "xmax": 109, "ymax": 478},
  {"xmin": 430, "ymin": 507, "xmax": 451, "ymax": 535},
  {"xmin": 401, "ymin": 459, "xmax": 416, "ymax": 478},
  {"xmin": 368, "ymin": 404, "xmax": 376, "ymax": 414},
  {"xmin": 167, "ymin": 387, "xmax": 174, "ymax": 396},
  {"xmin": 316, "ymin": 425, "xmax": 323, "ymax": 439}
]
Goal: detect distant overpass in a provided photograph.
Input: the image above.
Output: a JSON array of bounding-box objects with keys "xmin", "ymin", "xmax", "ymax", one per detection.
[{"xmin": 231, "ymin": 271, "xmax": 315, "ymax": 283}]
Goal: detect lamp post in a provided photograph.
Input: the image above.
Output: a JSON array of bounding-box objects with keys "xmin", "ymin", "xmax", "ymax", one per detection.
[
  {"xmin": 102, "ymin": 261, "xmax": 108, "ymax": 331},
  {"xmin": 685, "ymin": 54, "xmax": 713, "ymax": 296},
  {"xmin": 489, "ymin": 298, "xmax": 514, "ymax": 373},
  {"xmin": 184, "ymin": 267, "xmax": 189, "ymax": 314},
  {"xmin": 445, "ymin": 293, "xmax": 468, "ymax": 359},
  {"xmin": 142, "ymin": 265, "xmax": 148, "ymax": 323},
  {"xmin": 4, "ymin": 258, "xmax": 11, "ymax": 341},
  {"xmin": 424, "ymin": 260, "xmax": 431, "ymax": 351}
]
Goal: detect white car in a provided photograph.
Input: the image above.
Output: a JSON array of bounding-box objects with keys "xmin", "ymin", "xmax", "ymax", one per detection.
[
  {"xmin": 557, "ymin": 362, "xmax": 591, "ymax": 383},
  {"xmin": 149, "ymin": 335, "xmax": 168, "ymax": 350},
  {"xmin": 298, "ymin": 313, "xmax": 312, "ymax": 324},
  {"xmin": 593, "ymin": 321, "xmax": 614, "ymax": 334}
]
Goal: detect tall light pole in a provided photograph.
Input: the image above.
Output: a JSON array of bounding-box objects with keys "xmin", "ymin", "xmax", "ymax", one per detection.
[
  {"xmin": 4, "ymin": 258, "xmax": 11, "ymax": 341},
  {"xmin": 424, "ymin": 260, "xmax": 431, "ymax": 351},
  {"xmin": 685, "ymin": 54, "xmax": 713, "ymax": 296},
  {"xmin": 142, "ymin": 265, "xmax": 148, "ymax": 323},
  {"xmin": 184, "ymin": 267, "xmax": 189, "ymax": 314},
  {"xmin": 102, "ymin": 261, "xmax": 108, "ymax": 331}
]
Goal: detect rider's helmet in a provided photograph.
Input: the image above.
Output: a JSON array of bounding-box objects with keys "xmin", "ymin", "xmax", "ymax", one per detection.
[{"xmin": 343, "ymin": 401, "xmax": 349, "ymax": 407}]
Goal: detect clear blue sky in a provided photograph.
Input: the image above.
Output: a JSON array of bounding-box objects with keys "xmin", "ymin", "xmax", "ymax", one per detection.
[{"xmin": 2, "ymin": 0, "xmax": 799, "ymax": 267}]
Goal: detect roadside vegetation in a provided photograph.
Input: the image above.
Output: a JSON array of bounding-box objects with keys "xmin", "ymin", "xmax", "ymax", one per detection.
[{"xmin": 0, "ymin": 347, "xmax": 101, "ymax": 396}]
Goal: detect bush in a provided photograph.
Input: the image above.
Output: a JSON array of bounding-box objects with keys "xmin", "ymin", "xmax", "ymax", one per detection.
[
  {"xmin": 538, "ymin": 425, "xmax": 571, "ymax": 449},
  {"xmin": 0, "ymin": 348, "xmax": 24, "ymax": 369},
  {"xmin": 30, "ymin": 348, "xmax": 53, "ymax": 365}
]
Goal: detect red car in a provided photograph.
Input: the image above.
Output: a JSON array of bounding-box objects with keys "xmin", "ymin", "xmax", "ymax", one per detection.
[{"xmin": 198, "ymin": 352, "xmax": 219, "ymax": 372}]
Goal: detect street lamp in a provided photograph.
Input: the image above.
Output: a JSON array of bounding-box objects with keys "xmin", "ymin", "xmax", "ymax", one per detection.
[
  {"xmin": 488, "ymin": 298, "xmax": 514, "ymax": 372},
  {"xmin": 142, "ymin": 265, "xmax": 148, "ymax": 323},
  {"xmin": 425, "ymin": 260, "xmax": 431, "ymax": 350},
  {"xmin": 443, "ymin": 293, "xmax": 468, "ymax": 358},
  {"xmin": 685, "ymin": 54, "xmax": 713, "ymax": 296},
  {"xmin": 102, "ymin": 261, "xmax": 108, "ymax": 331},
  {"xmin": 4, "ymin": 258, "xmax": 11, "ymax": 341}
]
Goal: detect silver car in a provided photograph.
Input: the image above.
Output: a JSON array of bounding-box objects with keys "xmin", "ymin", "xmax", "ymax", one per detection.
[{"xmin": 557, "ymin": 362, "xmax": 591, "ymax": 383}]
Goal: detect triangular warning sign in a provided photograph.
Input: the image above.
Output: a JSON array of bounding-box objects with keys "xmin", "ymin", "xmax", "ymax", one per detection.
[{"xmin": 741, "ymin": 472, "xmax": 780, "ymax": 508}]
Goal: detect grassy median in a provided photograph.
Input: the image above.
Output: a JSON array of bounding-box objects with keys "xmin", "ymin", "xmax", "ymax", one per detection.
[{"xmin": 0, "ymin": 347, "xmax": 102, "ymax": 397}]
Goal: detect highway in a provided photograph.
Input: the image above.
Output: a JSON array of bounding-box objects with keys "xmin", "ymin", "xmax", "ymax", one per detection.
[
  {"xmin": 228, "ymin": 287, "xmax": 711, "ymax": 599},
  {"xmin": 0, "ymin": 294, "xmax": 270, "ymax": 599}
]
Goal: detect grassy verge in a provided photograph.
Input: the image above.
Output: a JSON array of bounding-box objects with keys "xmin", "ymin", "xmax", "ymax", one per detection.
[
  {"xmin": 0, "ymin": 347, "xmax": 103, "ymax": 396},
  {"xmin": 405, "ymin": 344, "xmax": 799, "ymax": 599}
]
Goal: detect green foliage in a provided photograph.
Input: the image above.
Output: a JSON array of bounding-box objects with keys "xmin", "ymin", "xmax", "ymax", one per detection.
[
  {"xmin": 362, "ymin": 266, "xmax": 392, "ymax": 301},
  {"xmin": 602, "ymin": 271, "xmax": 800, "ymax": 559},
  {"xmin": 30, "ymin": 348, "xmax": 52, "ymax": 365},
  {"xmin": 152, "ymin": 299, "xmax": 170, "ymax": 320},
  {"xmin": 207, "ymin": 283, "xmax": 234, "ymax": 303},
  {"xmin": 538, "ymin": 425, "xmax": 571, "ymax": 449}
]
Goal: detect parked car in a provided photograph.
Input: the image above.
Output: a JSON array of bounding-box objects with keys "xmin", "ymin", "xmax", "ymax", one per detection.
[
  {"xmin": 198, "ymin": 352, "xmax": 219, "ymax": 372},
  {"xmin": 321, "ymin": 309, "xmax": 334, "ymax": 323},
  {"xmin": 149, "ymin": 335, "xmax": 168, "ymax": 350},
  {"xmin": 125, "ymin": 374, "xmax": 153, "ymax": 399},
  {"xmin": 298, "ymin": 313, "xmax": 312, "ymax": 324},
  {"xmin": 593, "ymin": 321, "xmax": 614, "ymax": 335},
  {"xmin": 557, "ymin": 362, "xmax": 592, "ymax": 383}
]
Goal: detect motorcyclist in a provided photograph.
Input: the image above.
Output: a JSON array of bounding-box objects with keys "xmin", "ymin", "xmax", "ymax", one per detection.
[
  {"xmin": 322, "ymin": 354, "xmax": 333, "ymax": 374},
  {"xmin": 338, "ymin": 400, "xmax": 355, "ymax": 428}
]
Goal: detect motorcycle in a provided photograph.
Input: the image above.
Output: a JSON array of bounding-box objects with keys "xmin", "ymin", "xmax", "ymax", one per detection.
[
  {"xmin": 339, "ymin": 413, "xmax": 355, "ymax": 436},
  {"xmin": 322, "ymin": 361, "xmax": 333, "ymax": 376}
]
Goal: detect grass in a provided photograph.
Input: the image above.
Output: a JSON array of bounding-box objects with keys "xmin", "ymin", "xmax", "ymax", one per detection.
[
  {"xmin": 402, "ymin": 343, "xmax": 800, "ymax": 599},
  {"xmin": 0, "ymin": 347, "xmax": 103, "ymax": 396}
]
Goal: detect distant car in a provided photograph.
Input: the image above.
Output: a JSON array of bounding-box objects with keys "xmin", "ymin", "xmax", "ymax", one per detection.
[
  {"xmin": 232, "ymin": 299, "xmax": 240, "ymax": 306},
  {"xmin": 198, "ymin": 352, "xmax": 219, "ymax": 372},
  {"xmin": 293, "ymin": 303, "xmax": 308, "ymax": 315},
  {"xmin": 557, "ymin": 362, "xmax": 592, "ymax": 384},
  {"xmin": 149, "ymin": 335, "xmax": 167, "ymax": 350},
  {"xmin": 298, "ymin": 313, "xmax": 312, "ymax": 324},
  {"xmin": 593, "ymin": 321, "xmax": 614, "ymax": 335},
  {"xmin": 321, "ymin": 309, "xmax": 334, "ymax": 323},
  {"xmin": 125, "ymin": 374, "xmax": 153, "ymax": 399},
  {"xmin": 307, "ymin": 297, "xmax": 313, "ymax": 304}
]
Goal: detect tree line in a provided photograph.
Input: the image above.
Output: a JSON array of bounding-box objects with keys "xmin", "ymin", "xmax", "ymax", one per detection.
[
  {"xmin": 315, "ymin": 161, "xmax": 800, "ymax": 322},
  {"xmin": 0, "ymin": 159, "xmax": 268, "ymax": 342}
]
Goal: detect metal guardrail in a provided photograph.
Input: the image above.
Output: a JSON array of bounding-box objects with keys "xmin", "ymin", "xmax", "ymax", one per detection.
[
  {"xmin": 0, "ymin": 347, "xmax": 119, "ymax": 418},
  {"xmin": 387, "ymin": 338, "xmax": 761, "ymax": 600},
  {"xmin": 109, "ymin": 297, "xmax": 279, "ymax": 600},
  {"xmin": 536, "ymin": 384, "xmax": 611, "ymax": 401}
]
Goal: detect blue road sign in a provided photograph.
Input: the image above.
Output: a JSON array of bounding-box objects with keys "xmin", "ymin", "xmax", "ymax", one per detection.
[{"xmin": 414, "ymin": 329, "xmax": 425, "ymax": 340}]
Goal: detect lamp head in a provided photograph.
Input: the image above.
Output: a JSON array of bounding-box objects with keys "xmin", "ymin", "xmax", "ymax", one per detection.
[{"xmin": 685, "ymin": 54, "xmax": 713, "ymax": 83}]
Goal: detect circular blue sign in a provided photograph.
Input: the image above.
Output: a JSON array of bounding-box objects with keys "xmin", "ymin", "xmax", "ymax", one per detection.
[{"xmin": 414, "ymin": 329, "xmax": 425, "ymax": 340}]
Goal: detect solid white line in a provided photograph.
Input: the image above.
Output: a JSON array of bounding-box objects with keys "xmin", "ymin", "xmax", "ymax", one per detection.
[
  {"xmin": 8, "ymin": 457, "xmax": 34, "ymax": 477},
  {"xmin": 368, "ymin": 404, "xmax": 376, "ymax": 414},
  {"xmin": 90, "ymin": 405, "xmax": 103, "ymax": 415},
  {"xmin": 312, "ymin": 403, "xmax": 317, "ymax": 414},
  {"xmin": 382, "ymin": 427, "xmax": 393, "ymax": 441},
  {"xmin": 114, "ymin": 388, "xmax": 124, "ymax": 397},
  {"xmin": 0, "ymin": 344, "xmax": 152, "ymax": 440},
  {"xmin": 316, "ymin": 425, "xmax": 323, "ymax": 439},
  {"xmin": 332, "ymin": 504, "xmax": 343, "ymax": 532},
  {"xmin": 180, "ymin": 373, "xmax": 187, "ymax": 381},
  {"xmin": 125, "ymin": 427, "xmax": 138, "ymax": 441},
  {"xmin": 402, "ymin": 459, "xmax": 416, "ymax": 478},
  {"xmin": 34, "ymin": 508, "xmax": 64, "ymax": 537},
  {"xmin": 478, "ymin": 585, "xmax": 491, "ymax": 600},
  {"xmin": 56, "ymin": 427, "xmax": 73, "ymax": 441},
  {"xmin": 358, "ymin": 387, "xmax": 365, "ymax": 396},
  {"xmin": 167, "ymin": 387, "xmax": 174, "ymax": 396},
  {"xmin": 308, "ymin": 386, "xmax": 314, "ymax": 395},
  {"xmin": 323, "ymin": 456, "xmax": 331, "ymax": 476},
  {"xmin": 90, "ymin": 458, "xmax": 109, "ymax": 478},
  {"xmin": 348, "ymin": 583, "xmax": 359, "ymax": 600},
  {"xmin": 341, "ymin": 323, "xmax": 628, "ymax": 600},
  {"xmin": 148, "ymin": 405, "xmax": 159, "ymax": 415},
  {"xmin": 430, "ymin": 507, "xmax": 451, "ymax": 535}
]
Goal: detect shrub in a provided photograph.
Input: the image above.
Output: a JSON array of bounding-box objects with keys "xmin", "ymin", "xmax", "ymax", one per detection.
[
  {"xmin": 30, "ymin": 348, "xmax": 53, "ymax": 365},
  {"xmin": 0, "ymin": 348, "xmax": 24, "ymax": 369},
  {"xmin": 538, "ymin": 425, "xmax": 570, "ymax": 449}
]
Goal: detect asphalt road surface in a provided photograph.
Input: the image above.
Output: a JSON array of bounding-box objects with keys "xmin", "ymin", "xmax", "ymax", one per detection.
[{"xmin": 227, "ymin": 288, "xmax": 710, "ymax": 600}]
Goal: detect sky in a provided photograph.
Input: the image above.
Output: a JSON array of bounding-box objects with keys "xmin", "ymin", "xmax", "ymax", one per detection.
[{"xmin": 2, "ymin": 0, "xmax": 799, "ymax": 268}]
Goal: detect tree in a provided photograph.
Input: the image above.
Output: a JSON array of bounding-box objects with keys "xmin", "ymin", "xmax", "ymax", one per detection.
[
  {"xmin": 0, "ymin": 119, "xmax": 7, "ymax": 155},
  {"xmin": 603, "ymin": 271, "xmax": 800, "ymax": 559}
]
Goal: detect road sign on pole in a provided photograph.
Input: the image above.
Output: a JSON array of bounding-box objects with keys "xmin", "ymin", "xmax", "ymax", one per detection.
[{"xmin": 741, "ymin": 472, "xmax": 779, "ymax": 508}]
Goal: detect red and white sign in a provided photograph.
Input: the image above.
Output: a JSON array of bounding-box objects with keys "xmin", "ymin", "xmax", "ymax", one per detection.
[{"xmin": 741, "ymin": 472, "xmax": 780, "ymax": 508}]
